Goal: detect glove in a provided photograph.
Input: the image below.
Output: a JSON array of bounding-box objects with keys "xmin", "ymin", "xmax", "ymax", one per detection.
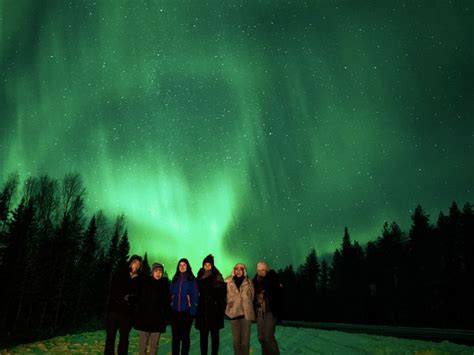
[{"xmin": 124, "ymin": 294, "xmax": 137, "ymax": 305}]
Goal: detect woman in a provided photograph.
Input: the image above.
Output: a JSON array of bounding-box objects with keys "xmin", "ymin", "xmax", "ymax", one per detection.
[
  {"xmin": 225, "ymin": 263, "xmax": 255, "ymax": 355},
  {"xmin": 253, "ymin": 261, "xmax": 282, "ymax": 355},
  {"xmin": 134, "ymin": 262, "xmax": 171, "ymax": 355},
  {"xmin": 195, "ymin": 254, "xmax": 226, "ymax": 355},
  {"xmin": 170, "ymin": 258, "xmax": 198, "ymax": 355}
]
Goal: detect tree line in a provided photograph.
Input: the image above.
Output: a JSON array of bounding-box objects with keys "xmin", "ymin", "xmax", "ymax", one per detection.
[
  {"xmin": 278, "ymin": 202, "xmax": 473, "ymax": 329},
  {"xmin": 0, "ymin": 172, "xmax": 152, "ymax": 346},
  {"xmin": 0, "ymin": 172, "xmax": 472, "ymax": 346}
]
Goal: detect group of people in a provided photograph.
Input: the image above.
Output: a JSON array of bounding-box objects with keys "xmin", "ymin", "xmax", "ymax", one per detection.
[{"xmin": 104, "ymin": 254, "xmax": 283, "ymax": 355}]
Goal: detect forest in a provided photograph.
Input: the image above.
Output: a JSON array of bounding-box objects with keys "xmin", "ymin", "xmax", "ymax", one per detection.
[{"xmin": 0, "ymin": 172, "xmax": 472, "ymax": 347}]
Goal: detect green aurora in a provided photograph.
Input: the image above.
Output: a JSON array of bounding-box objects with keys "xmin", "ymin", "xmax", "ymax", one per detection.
[{"xmin": 1, "ymin": 1, "xmax": 473, "ymax": 273}]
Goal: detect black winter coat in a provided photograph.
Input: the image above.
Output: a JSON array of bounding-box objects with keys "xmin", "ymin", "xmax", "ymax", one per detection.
[
  {"xmin": 134, "ymin": 276, "xmax": 171, "ymax": 333},
  {"xmin": 195, "ymin": 269, "xmax": 226, "ymax": 331},
  {"xmin": 253, "ymin": 270, "xmax": 283, "ymax": 319},
  {"xmin": 107, "ymin": 267, "xmax": 141, "ymax": 316}
]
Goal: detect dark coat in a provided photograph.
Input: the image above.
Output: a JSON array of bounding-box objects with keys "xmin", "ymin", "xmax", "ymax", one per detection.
[
  {"xmin": 253, "ymin": 270, "xmax": 283, "ymax": 319},
  {"xmin": 134, "ymin": 275, "xmax": 171, "ymax": 333},
  {"xmin": 195, "ymin": 268, "xmax": 226, "ymax": 330},
  {"xmin": 170, "ymin": 273, "xmax": 199, "ymax": 316},
  {"xmin": 107, "ymin": 266, "xmax": 141, "ymax": 316}
]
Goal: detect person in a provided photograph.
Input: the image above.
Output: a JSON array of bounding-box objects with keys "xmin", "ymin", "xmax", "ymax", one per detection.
[
  {"xmin": 104, "ymin": 254, "xmax": 142, "ymax": 355},
  {"xmin": 195, "ymin": 254, "xmax": 226, "ymax": 355},
  {"xmin": 253, "ymin": 261, "xmax": 283, "ymax": 355},
  {"xmin": 134, "ymin": 262, "xmax": 171, "ymax": 355},
  {"xmin": 225, "ymin": 263, "xmax": 255, "ymax": 355},
  {"xmin": 170, "ymin": 258, "xmax": 198, "ymax": 355}
]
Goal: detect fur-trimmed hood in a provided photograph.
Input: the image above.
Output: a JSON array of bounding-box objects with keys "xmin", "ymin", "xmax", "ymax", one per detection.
[{"xmin": 228, "ymin": 263, "xmax": 248, "ymax": 278}]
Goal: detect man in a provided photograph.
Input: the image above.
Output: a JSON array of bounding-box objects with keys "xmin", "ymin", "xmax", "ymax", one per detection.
[
  {"xmin": 104, "ymin": 255, "xmax": 142, "ymax": 355},
  {"xmin": 253, "ymin": 261, "xmax": 282, "ymax": 355}
]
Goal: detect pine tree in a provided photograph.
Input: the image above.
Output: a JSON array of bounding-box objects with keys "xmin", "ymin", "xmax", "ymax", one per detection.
[
  {"xmin": 52, "ymin": 173, "xmax": 85, "ymax": 330},
  {"xmin": 277, "ymin": 265, "xmax": 297, "ymax": 320},
  {"xmin": 117, "ymin": 230, "xmax": 130, "ymax": 268},
  {"xmin": 333, "ymin": 227, "xmax": 366, "ymax": 323},
  {"xmin": 329, "ymin": 248, "xmax": 343, "ymax": 321},
  {"xmin": 319, "ymin": 260, "xmax": 329, "ymax": 296},
  {"xmin": 107, "ymin": 215, "xmax": 125, "ymax": 273},
  {"xmin": 297, "ymin": 248, "xmax": 320, "ymax": 320},
  {"xmin": 461, "ymin": 203, "xmax": 474, "ymax": 328},
  {"xmin": 73, "ymin": 216, "xmax": 98, "ymax": 326},
  {"xmin": 0, "ymin": 173, "xmax": 19, "ymax": 233},
  {"xmin": 319, "ymin": 260, "xmax": 330, "ymax": 321},
  {"xmin": 0, "ymin": 197, "xmax": 36, "ymax": 331},
  {"xmin": 142, "ymin": 252, "xmax": 151, "ymax": 276}
]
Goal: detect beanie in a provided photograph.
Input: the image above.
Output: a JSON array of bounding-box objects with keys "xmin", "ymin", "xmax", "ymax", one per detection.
[
  {"xmin": 152, "ymin": 263, "xmax": 164, "ymax": 272},
  {"xmin": 202, "ymin": 254, "xmax": 214, "ymax": 266}
]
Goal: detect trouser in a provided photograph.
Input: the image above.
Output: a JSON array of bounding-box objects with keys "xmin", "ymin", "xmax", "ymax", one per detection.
[
  {"xmin": 104, "ymin": 310, "xmax": 132, "ymax": 355},
  {"xmin": 230, "ymin": 318, "xmax": 252, "ymax": 355},
  {"xmin": 171, "ymin": 311, "xmax": 193, "ymax": 355},
  {"xmin": 256, "ymin": 312, "xmax": 280, "ymax": 355},
  {"xmin": 138, "ymin": 330, "xmax": 161, "ymax": 355},
  {"xmin": 199, "ymin": 328, "xmax": 220, "ymax": 355}
]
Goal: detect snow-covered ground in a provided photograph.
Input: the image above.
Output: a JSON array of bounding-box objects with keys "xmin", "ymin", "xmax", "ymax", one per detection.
[{"xmin": 1, "ymin": 322, "xmax": 473, "ymax": 354}]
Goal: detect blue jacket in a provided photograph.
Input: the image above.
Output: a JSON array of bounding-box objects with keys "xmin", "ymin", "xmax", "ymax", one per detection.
[{"xmin": 171, "ymin": 274, "xmax": 198, "ymax": 316}]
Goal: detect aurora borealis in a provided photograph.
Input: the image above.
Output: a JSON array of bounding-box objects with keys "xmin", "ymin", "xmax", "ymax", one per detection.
[{"xmin": 1, "ymin": 1, "xmax": 473, "ymax": 273}]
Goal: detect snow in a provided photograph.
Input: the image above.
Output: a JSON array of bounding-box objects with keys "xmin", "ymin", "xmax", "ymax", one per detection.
[{"xmin": 1, "ymin": 321, "xmax": 473, "ymax": 354}]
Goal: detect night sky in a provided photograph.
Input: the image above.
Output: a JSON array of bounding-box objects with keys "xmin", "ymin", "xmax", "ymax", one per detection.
[{"xmin": 1, "ymin": 1, "xmax": 473, "ymax": 273}]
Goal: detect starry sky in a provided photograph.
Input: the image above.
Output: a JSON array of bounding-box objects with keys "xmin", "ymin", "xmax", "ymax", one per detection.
[{"xmin": 1, "ymin": 1, "xmax": 473, "ymax": 273}]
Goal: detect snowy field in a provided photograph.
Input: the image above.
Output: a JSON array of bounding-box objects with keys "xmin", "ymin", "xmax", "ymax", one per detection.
[{"xmin": 1, "ymin": 322, "xmax": 473, "ymax": 354}]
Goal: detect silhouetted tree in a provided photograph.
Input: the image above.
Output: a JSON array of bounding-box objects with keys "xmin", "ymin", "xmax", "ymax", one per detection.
[
  {"xmin": 319, "ymin": 260, "xmax": 330, "ymax": 321},
  {"xmin": 277, "ymin": 264, "xmax": 297, "ymax": 320},
  {"xmin": 297, "ymin": 248, "xmax": 320, "ymax": 319},
  {"xmin": 0, "ymin": 173, "xmax": 19, "ymax": 233},
  {"xmin": 406, "ymin": 205, "xmax": 437, "ymax": 325},
  {"xmin": 0, "ymin": 197, "xmax": 36, "ymax": 331},
  {"xmin": 331, "ymin": 227, "xmax": 366, "ymax": 323},
  {"xmin": 117, "ymin": 230, "xmax": 130, "ymax": 269},
  {"xmin": 460, "ymin": 203, "xmax": 474, "ymax": 328},
  {"xmin": 72, "ymin": 215, "xmax": 99, "ymax": 326},
  {"xmin": 2, "ymin": 169, "xmax": 474, "ymax": 342},
  {"xmin": 52, "ymin": 174, "xmax": 86, "ymax": 330},
  {"xmin": 366, "ymin": 222, "xmax": 407, "ymax": 325},
  {"xmin": 142, "ymin": 252, "xmax": 151, "ymax": 276}
]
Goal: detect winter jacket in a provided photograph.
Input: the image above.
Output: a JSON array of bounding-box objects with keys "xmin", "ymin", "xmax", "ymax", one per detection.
[
  {"xmin": 107, "ymin": 266, "xmax": 141, "ymax": 316},
  {"xmin": 170, "ymin": 274, "xmax": 198, "ymax": 316},
  {"xmin": 134, "ymin": 275, "xmax": 171, "ymax": 333},
  {"xmin": 195, "ymin": 268, "xmax": 227, "ymax": 330},
  {"xmin": 225, "ymin": 265, "xmax": 255, "ymax": 321},
  {"xmin": 253, "ymin": 270, "xmax": 283, "ymax": 319}
]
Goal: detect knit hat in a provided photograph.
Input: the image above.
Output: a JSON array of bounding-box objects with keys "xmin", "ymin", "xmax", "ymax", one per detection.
[
  {"xmin": 202, "ymin": 254, "xmax": 214, "ymax": 266},
  {"xmin": 152, "ymin": 263, "xmax": 164, "ymax": 272}
]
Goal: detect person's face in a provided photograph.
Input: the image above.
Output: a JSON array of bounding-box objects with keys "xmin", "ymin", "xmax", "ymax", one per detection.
[
  {"xmin": 179, "ymin": 261, "xmax": 187, "ymax": 273},
  {"xmin": 257, "ymin": 267, "xmax": 267, "ymax": 278},
  {"xmin": 153, "ymin": 268, "xmax": 163, "ymax": 280},
  {"xmin": 234, "ymin": 266, "xmax": 244, "ymax": 277},
  {"xmin": 130, "ymin": 259, "xmax": 141, "ymax": 273},
  {"xmin": 203, "ymin": 262, "xmax": 212, "ymax": 271}
]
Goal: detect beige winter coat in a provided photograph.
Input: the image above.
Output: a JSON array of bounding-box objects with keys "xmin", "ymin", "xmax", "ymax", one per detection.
[{"xmin": 225, "ymin": 264, "xmax": 255, "ymax": 321}]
